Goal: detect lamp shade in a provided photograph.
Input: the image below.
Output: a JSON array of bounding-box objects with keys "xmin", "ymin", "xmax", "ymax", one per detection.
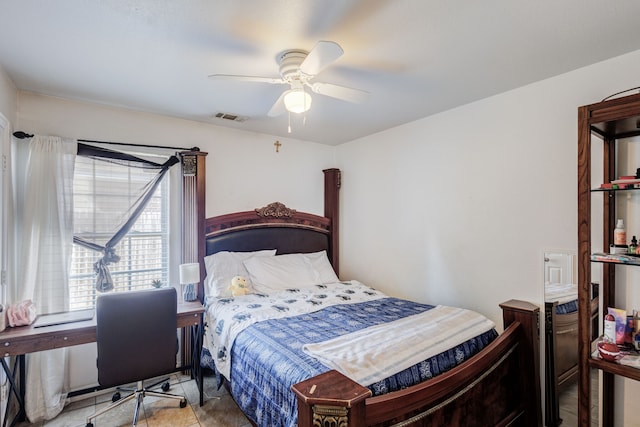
[
  {"xmin": 179, "ymin": 263, "xmax": 200, "ymax": 285},
  {"xmin": 284, "ymin": 89, "xmax": 312, "ymax": 114}
]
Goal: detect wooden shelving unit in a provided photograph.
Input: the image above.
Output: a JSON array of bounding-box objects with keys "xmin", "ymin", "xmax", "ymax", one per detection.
[{"xmin": 578, "ymin": 92, "xmax": 640, "ymax": 426}]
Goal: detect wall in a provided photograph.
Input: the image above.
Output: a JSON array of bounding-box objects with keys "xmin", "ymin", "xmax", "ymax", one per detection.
[
  {"xmin": 0, "ymin": 66, "xmax": 16, "ymax": 124},
  {"xmin": 17, "ymin": 92, "xmax": 335, "ymax": 217},
  {"xmin": 15, "ymin": 92, "xmax": 337, "ymax": 390},
  {"xmin": 336, "ymin": 48, "xmax": 640, "ymax": 426},
  {"xmin": 0, "ymin": 65, "xmax": 15, "ymax": 424},
  {"xmin": 0, "ymin": 65, "xmax": 16, "ymax": 301}
]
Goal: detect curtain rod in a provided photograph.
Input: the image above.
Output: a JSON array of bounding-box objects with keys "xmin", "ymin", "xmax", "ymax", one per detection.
[{"xmin": 12, "ymin": 131, "xmax": 200, "ymax": 152}]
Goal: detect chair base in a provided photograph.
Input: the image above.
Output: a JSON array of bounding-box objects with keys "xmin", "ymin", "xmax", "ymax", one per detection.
[{"xmin": 85, "ymin": 379, "xmax": 187, "ymax": 427}]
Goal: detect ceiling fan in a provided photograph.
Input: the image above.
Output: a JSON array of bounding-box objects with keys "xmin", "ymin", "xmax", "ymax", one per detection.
[{"xmin": 209, "ymin": 41, "xmax": 369, "ymax": 118}]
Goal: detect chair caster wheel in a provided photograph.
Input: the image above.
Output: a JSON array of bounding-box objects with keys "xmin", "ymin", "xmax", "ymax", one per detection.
[
  {"xmin": 180, "ymin": 399, "xmax": 187, "ymax": 408},
  {"xmin": 112, "ymin": 391, "xmax": 121, "ymax": 402},
  {"xmin": 162, "ymin": 381, "xmax": 170, "ymax": 392}
]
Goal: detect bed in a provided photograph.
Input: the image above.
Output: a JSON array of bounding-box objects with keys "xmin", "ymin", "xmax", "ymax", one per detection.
[
  {"xmin": 199, "ymin": 169, "xmax": 541, "ymax": 427},
  {"xmin": 544, "ymin": 282, "xmax": 599, "ymax": 427}
]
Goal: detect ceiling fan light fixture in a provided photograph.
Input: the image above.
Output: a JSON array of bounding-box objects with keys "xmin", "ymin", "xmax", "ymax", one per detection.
[{"xmin": 283, "ymin": 89, "xmax": 312, "ymax": 114}]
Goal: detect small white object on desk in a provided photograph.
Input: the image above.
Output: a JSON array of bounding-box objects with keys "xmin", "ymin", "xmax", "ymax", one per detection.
[{"xmin": 179, "ymin": 263, "xmax": 200, "ymax": 302}]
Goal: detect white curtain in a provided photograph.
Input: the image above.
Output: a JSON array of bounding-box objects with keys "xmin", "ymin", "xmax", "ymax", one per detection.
[{"xmin": 10, "ymin": 135, "xmax": 77, "ymax": 421}]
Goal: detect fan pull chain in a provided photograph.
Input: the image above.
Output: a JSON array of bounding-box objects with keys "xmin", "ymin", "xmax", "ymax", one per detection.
[
  {"xmin": 288, "ymin": 112, "xmax": 292, "ymax": 133},
  {"xmin": 303, "ymin": 87, "xmax": 308, "ymax": 127}
]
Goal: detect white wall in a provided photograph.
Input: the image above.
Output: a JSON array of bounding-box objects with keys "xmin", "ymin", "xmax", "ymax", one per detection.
[
  {"xmin": 0, "ymin": 66, "xmax": 16, "ymax": 304},
  {"xmin": 16, "ymin": 92, "xmax": 335, "ymax": 217},
  {"xmin": 15, "ymin": 92, "xmax": 337, "ymax": 390},
  {"xmin": 0, "ymin": 66, "xmax": 16, "ymax": 124},
  {"xmin": 0, "ymin": 65, "xmax": 16, "ymax": 424},
  {"xmin": 336, "ymin": 48, "xmax": 640, "ymax": 426}
]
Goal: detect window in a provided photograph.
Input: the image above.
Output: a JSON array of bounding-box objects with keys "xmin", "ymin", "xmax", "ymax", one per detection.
[{"xmin": 69, "ymin": 153, "xmax": 170, "ymax": 310}]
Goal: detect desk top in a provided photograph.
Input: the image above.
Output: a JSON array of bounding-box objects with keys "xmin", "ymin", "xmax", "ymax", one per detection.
[{"xmin": 0, "ymin": 301, "xmax": 204, "ymax": 357}]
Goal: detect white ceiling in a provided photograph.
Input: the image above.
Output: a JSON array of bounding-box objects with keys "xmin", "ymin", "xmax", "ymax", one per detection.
[{"xmin": 2, "ymin": 1, "xmax": 640, "ymax": 145}]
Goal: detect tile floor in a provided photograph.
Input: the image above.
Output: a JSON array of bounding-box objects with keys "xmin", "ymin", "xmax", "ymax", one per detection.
[
  {"xmin": 11, "ymin": 371, "xmax": 600, "ymax": 427},
  {"xmin": 557, "ymin": 372, "xmax": 599, "ymax": 427},
  {"xmin": 15, "ymin": 374, "xmax": 250, "ymax": 427}
]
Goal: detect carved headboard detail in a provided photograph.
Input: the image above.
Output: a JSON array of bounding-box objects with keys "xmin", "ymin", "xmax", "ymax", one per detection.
[{"xmin": 255, "ymin": 202, "xmax": 296, "ymax": 218}]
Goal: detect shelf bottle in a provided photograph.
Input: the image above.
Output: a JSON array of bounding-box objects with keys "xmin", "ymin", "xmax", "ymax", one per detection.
[
  {"xmin": 614, "ymin": 219, "xmax": 627, "ymax": 247},
  {"xmin": 604, "ymin": 313, "xmax": 616, "ymax": 343}
]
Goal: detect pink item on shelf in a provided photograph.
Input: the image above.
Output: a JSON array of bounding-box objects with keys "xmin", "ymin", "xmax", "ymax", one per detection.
[
  {"xmin": 608, "ymin": 307, "xmax": 627, "ymax": 345},
  {"xmin": 6, "ymin": 300, "xmax": 37, "ymax": 327}
]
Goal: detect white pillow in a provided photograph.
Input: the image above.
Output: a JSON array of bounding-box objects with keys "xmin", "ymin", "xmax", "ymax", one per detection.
[
  {"xmin": 204, "ymin": 250, "xmax": 276, "ymax": 297},
  {"xmin": 243, "ymin": 251, "xmax": 340, "ymax": 293},
  {"xmin": 243, "ymin": 253, "xmax": 320, "ymax": 293},
  {"xmin": 305, "ymin": 251, "xmax": 339, "ymax": 284}
]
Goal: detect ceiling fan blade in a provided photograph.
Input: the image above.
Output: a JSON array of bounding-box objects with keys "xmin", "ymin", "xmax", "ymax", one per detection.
[
  {"xmin": 299, "ymin": 41, "xmax": 344, "ymax": 76},
  {"xmin": 309, "ymin": 82, "xmax": 369, "ymax": 104},
  {"xmin": 208, "ymin": 74, "xmax": 285, "ymax": 85},
  {"xmin": 267, "ymin": 91, "xmax": 287, "ymax": 117}
]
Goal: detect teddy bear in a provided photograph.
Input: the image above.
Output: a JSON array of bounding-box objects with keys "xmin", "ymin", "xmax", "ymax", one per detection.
[{"xmin": 228, "ymin": 275, "xmax": 250, "ymax": 297}]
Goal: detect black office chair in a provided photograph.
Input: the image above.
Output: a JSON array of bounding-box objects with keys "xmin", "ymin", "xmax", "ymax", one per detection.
[{"xmin": 86, "ymin": 287, "xmax": 187, "ymax": 427}]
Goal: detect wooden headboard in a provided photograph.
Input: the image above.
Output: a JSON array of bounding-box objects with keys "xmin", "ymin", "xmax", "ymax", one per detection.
[
  {"xmin": 205, "ymin": 202, "xmax": 333, "ymax": 260},
  {"xmin": 201, "ymin": 169, "xmax": 341, "ymax": 297}
]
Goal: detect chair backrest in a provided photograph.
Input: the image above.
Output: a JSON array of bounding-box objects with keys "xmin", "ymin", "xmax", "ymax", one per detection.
[{"xmin": 96, "ymin": 287, "xmax": 178, "ymax": 388}]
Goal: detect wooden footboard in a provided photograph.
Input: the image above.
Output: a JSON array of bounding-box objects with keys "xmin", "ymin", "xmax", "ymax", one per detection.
[{"xmin": 293, "ymin": 300, "xmax": 541, "ymax": 427}]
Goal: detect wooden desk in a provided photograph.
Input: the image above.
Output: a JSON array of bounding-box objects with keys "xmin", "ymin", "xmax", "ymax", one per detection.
[{"xmin": 0, "ymin": 301, "xmax": 204, "ymax": 427}]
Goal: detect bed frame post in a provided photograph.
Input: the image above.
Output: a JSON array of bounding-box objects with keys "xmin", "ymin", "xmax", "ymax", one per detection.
[
  {"xmin": 544, "ymin": 301, "xmax": 561, "ymax": 427},
  {"xmin": 180, "ymin": 150, "xmax": 208, "ymax": 302},
  {"xmin": 500, "ymin": 299, "xmax": 542, "ymax": 427},
  {"xmin": 292, "ymin": 370, "xmax": 371, "ymax": 427},
  {"xmin": 323, "ymin": 168, "xmax": 341, "ymax": 275},
  {"xmin": 180, "ymin": 150, "xmax": 207, "ymax": 376}
]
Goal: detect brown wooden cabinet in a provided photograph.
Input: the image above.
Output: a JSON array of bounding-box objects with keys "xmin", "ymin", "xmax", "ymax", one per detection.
[{"xmin": 578, "ymin": 92, "xmax": 640, "ymax": 427}]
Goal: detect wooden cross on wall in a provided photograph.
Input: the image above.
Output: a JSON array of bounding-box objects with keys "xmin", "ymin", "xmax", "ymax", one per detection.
[{"xmin": 274, "ymin": 140, "xmax": 282, "ymax": 153}]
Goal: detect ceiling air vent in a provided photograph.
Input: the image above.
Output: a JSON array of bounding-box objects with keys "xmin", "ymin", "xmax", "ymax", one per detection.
[{"xmin": 214, "ymin": 112, "xmax": 247, "ymax": 122}]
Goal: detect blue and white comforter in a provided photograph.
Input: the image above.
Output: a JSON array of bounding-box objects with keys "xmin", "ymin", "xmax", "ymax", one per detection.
[
  {"xmin": 204, "ymin": 280, "xmax": 384, "ymax": 380},
  {"xmin": 545, "ymin": 283, "xmax": 578, "ymax": 314},
  {"xmin": 202, "ymin": 281, "xmax": 498, "ymax": 427}
]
